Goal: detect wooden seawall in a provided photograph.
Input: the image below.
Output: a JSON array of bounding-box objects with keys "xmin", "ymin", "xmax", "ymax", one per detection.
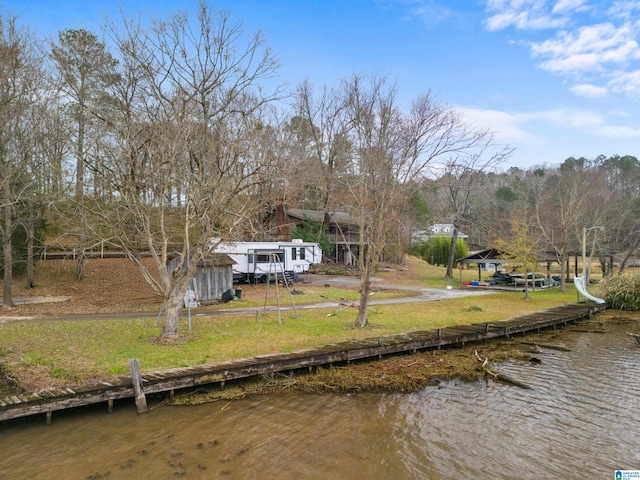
[{"xmin": 0, "ymin": 303, "xmax": 605, "ymax": 424}]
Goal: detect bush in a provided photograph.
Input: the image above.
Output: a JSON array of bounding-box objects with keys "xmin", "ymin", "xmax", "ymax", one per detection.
[
  {"xmin": 415, "ymin": 236, "xmax": 469, "ymax": 266},
  {"xmin": 596, "ymin": 274, "xmax": 640, "ymax": 310}
]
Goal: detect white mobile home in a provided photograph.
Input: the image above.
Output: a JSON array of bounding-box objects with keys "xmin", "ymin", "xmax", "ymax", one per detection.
[{"xmin": 211, "ymin": 240, "xmax": 322, "ymax": 283}]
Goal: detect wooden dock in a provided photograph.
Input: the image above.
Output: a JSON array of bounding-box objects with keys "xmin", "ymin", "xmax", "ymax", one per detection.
[{"xmin": 0, "ymin": 303, "xmax": 605, "ymax": 424}]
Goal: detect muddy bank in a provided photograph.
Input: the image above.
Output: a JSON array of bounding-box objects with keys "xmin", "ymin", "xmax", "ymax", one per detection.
[{"xmin": 168, "ymin": 338, "xmax": 545, "ymax": 406}]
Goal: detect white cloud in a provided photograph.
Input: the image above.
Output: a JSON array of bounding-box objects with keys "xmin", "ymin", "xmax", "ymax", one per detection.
[
  {"xmin": 455, "ymin": 106, "xmax": 541, "ymax": 145},
  {"xmin": 571, "ymin": 83, "xmax": 609, "ymax": 97},
  {"xmin": 528, "ymin": 107, "xmax": 640, "ymax": 137},
  {"xmin": 607, "ymin": 1, "xmax": 640, "ymax": 20},
  {"xmin": 608, "ymin": 69, "xmax": 640, "ymax": 97},
  {"xmin": 457, "ymin": 105, "xmax": 640, "ymax": 145},
  {"xmin": 552, "ymin": 0, "xmax": 589, "ymax": 15},
  {"xmin": 530, "ymin": 107, "xmax": 605, "ymax": 129},
  {"xmin": 531, "ymin": 23, "xmax": 640, "ymax": 74},
  {"xmin": 380, "ymin": 0, "xmax": 453, "ymax": 27},
  {"xmin": 483, "ymin": 1, "xmax": 640, "ymax": 99},
  {"xmin": 408, "ymin": 1, "xmax": 453, "ymax": 27},
  {"xmin": 484, "ymin": 0, "xmax": 572, "ymax": 31},
  {"xmin": 454, "ymin": 105, "xmax": 640, "ymax": 168},
  {"xmin": 599, "ymin": 124, "xmax": 640, "ymax": 137}
]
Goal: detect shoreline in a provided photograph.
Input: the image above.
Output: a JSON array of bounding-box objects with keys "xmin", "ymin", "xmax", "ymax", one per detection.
[
  {"xmin": 169, "ymin": 312, "xmax": 624, "ymax": 406},
  {"xmin": 0, "ymin": 303, "xmax": 607, "ymax": 423}
]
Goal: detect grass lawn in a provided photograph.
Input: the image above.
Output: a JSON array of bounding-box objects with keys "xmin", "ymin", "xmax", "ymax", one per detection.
[{"xmin": 0, "ymin": 277, "xmax": 579, "ymax": 390}]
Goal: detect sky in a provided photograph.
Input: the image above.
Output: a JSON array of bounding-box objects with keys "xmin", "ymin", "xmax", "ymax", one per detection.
[{"xmin": 4, "ymin": 0, "xmax": 640, "ymax": 169}]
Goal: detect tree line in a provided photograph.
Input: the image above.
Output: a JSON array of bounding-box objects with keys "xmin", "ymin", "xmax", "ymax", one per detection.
[{"xmin": 0, "ymin": 3, "xmax": 636, "ymax": 340}]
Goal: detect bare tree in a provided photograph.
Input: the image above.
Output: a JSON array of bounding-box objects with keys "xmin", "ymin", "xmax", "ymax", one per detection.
[
  {"xmin": 50, "ymin": 28, "xmax": 119, "ymax": 280},
  {"xmin": 0, "ymin": 14, "xmax": 43, "ymax": 307},
  {"xmin": 340, "ymin": 76, "xmax": 494, "ymax": 327},
  {"xmin": 294, "ymin": 81, "xmax": 351, "ymax": 232},
  {"xmin": 50, "ymin": 28, "xmax": 118, "ymax": 200},
  {"xmin": 597, "ymin": 155, "xmax": 640, "ymax": 274},
  {"xmin": 429, "ymin": 140, "xmax": 512, "ymax": 279},
  {"xmin": 536, "ymin": 160, "xmax": 606, "ymax": 290},
  {"xmin": 13, "ymin": 85, "xmax": 52, "ymax": 289},
  {"xmin": 99, "ymin": 3, "xmax": 281, "ymax": 340}
]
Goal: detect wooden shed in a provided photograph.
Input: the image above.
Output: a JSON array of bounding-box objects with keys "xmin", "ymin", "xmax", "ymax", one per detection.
[{"xmin": 168, "ymin": 253, "xmax": 235, "ymax": 302}]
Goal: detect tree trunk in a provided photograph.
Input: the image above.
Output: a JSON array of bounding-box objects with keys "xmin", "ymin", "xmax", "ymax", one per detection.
[
  {"xmin": 354, "ymin": 274, "xmax": 371, "ymax": 327},
  {"xmin": 2, "ymin": 200, "xmax": 14, "ymax": 308},
  {"xmin": 76, "ymin": 208, "xmax": 87, "ymax": 281},
  {"xmin": 161, "ymin": 290, "xmax": 184, "ymax": 340},
  {"xmin": 445, "ymin": 228, "xmax": 459, "ymax": 279},
  {"xmin": 75, "ymin": 106, "xmax": 85, "ymax": 201},
  {"xmin": 617, "ymin": 236, "xmax": 640, "ymax": 274},
  {"xmin": 25, "ymin": 206, "xmax": 35, "ymax": 288},
  {"xmin": 522, "ymin": 272, "xmax": 530, "ymax": 300},
  {"xmin": 161, "ymin": 253, "xmax": 200, "ymax": 340},
  {"xmin": 76, "ymin": 247, "xmax": 85, "ymax": 282},
  {"xmin": 559, "ymin": 253, "xmax": 567, "ymax": 293}
]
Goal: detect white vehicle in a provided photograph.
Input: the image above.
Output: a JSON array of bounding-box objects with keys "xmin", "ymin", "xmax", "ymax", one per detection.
[{"xmin": 210, "ymin": 240, "xmax": 322, "ymax": 284}]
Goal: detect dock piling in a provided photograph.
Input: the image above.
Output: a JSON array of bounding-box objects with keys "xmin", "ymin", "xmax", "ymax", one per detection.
[{"xmin": 129, "ymin": 358, "xmax": 148, "ymax": 414}]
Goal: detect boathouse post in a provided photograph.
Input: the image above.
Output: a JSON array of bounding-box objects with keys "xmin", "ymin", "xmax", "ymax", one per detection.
[{"xmin": 129, "ymin": 358, "xmax": 148, "ymax": 414}]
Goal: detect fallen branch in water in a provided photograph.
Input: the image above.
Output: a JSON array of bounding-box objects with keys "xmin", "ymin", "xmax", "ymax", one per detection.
[
  {"xmin": 492, "ymin": 372, "xmax": 533, "ymax": 389},
  {"xmin": 627, "ymin": 332, "xmax": 640, "ymax": 344},
  {"xmin": 474, "ymin": 350, "xmax": 533, "ymax": 390},
  {"xmin": 518, "ymin": 341, "xmax": 571, "ymax": 352},
  {"xmin": 567, "ymin": 328, "xmax": 609, "ymax": 334}
]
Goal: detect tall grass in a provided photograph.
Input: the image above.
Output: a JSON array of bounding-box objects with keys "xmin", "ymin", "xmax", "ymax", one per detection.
[{"xmin": 596, "ymin": 273, "xmax": 640, "ymax": 310}]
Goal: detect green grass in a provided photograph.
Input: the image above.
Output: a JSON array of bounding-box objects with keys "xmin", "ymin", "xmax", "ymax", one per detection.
[{"xmin": 0, "ymin": 284, "xmax": 578, "ymax": 386}]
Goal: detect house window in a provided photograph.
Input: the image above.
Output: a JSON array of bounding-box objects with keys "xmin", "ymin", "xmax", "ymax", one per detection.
[
  {"xmin": 299, "ymin": 248, "xmax": 306, "ymax": 260},
  {"xmin": 291, "ymin": 248, "xmax": 297, "ymax": 260}
]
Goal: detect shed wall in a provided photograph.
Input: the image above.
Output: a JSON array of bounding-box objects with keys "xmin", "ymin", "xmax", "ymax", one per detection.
[{"xmin": 191, "ymin": 265, "xmax": 233, "ymax": 301}]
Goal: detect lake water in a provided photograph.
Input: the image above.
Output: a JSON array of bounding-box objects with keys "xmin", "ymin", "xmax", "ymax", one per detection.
[{"xmin": 1, "ymin": 318, "xmax": 639, "ymax": 479}]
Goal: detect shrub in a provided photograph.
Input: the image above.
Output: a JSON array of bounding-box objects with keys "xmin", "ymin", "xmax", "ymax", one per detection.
[
  {"xmin": 596, "ymin": 273, "xmax": 640, "ymax": 310},
  {"xmin": 416, "ymin": 236, "xmax": 469, "ymax": 266}
]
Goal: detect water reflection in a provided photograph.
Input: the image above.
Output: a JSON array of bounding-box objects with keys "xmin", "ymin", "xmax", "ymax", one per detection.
[{"xmin": 1, "ymin": 321, "xmax": 639, "ymax": 479}]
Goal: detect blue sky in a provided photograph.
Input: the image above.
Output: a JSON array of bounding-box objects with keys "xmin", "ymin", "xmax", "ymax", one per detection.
[{"xmin": 5, "ymin": 0, "xmax": 640, "ymax": 169}]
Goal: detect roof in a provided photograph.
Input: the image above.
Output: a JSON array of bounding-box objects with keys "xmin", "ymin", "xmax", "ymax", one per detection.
[
  {"xmin": 286, "ymin": 208, "xmax": 356, "ymax": 225},
  {"xmin": 457, "ymin": 248, "xmax": 559, "ymax": 265},
  {"xmin": 413, "ymin": 224, "xmax": 469, "ymax": 241},
  {"xmin": 167, "ymin": 252, "xmax": 235, "ymax": 267},
  {"xmin": 198, "ymin": 253, "xmax": 235, "ymax": 267},
  {"xmin": 457, "ymin": 248, "xmax": 508, "ymax": 265},
  {"xmin": 430, "ymin": 224, "xmax": 469, "ymax": 238}
]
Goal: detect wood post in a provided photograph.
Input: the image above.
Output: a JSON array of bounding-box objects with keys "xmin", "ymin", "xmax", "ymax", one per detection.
[{"xmin": 129, "ymin": 358, "xmax": 148, "ymax": 414}]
